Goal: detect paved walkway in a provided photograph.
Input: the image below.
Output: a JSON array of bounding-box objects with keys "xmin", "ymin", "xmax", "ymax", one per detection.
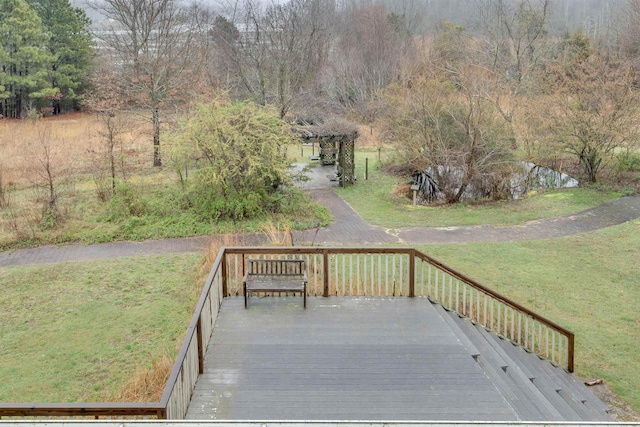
[{"xmin": 2, "ymin": 163, "xmax": 640, "ymax": 268}]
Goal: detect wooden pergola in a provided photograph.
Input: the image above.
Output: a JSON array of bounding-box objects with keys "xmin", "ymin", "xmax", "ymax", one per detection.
[{"xmin": 297, "ymin": 120, "xmax": 359, "ymax": 187}]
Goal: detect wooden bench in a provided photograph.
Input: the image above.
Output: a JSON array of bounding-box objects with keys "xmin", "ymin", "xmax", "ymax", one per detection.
[{"xmin": 243, "ymin": 259, "xmax": 308, "ymax": 308}]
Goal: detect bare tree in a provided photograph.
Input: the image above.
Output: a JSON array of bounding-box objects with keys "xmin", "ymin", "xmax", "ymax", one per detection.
[
  {"xmin": 475, "ymin": 0, "xmax": 552, "ymax": 129},
  {"xmin": 330, "ymin": 3, "xmax": 413, "ymax": 110},
  {"xmin": 84, "ymin": 54, "xmax": 134, "ymax": 199},
  {"xmin": 213, "ymin": 0, "xmax": 333, "ymax": 118},
  {"xmin": 384, "ymin": 30, "xmax": 517, "ymax": 204},
  {"xmin": 541, "ymin": 44, "xmax": 639, "ymax": 183},
  {"xmin": 93, "ymin": 0, "xmax": 195, "ymax": 166},
  {"xmin": 24, "ymin": 122, "xmax": 71, "ymax": 227},
  {"xmin": 619, "ymin": 0, "xmax": 640, "ymax": 60}
]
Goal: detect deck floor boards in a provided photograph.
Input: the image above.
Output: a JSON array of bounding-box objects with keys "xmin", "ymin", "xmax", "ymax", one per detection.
[{"xmin": 186, "ymin": 297, "xmax": 517, "ymax": 420}]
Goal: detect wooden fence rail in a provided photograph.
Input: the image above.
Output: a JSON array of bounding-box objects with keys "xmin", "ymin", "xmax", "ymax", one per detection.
[{"xmin": 0, "ymin": 246, "xmax": 573, "ymax": 420}]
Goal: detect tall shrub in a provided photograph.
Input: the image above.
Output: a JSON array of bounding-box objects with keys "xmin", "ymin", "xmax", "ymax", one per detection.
[{"xmin": 169, "ymin": 99, "xmax": 297, "ymax": 220}]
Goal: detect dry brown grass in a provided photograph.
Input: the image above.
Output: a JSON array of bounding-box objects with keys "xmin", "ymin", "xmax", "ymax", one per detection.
[
  {"xmin": 260, "ymin": 219, "xmax": 293, "ymax": 246},
  {"xmin": 110, "ymin": 355, "xmax": 174, "ymax": 402},
  {"xmin": 0, "ymin": 113, "xmax": 152, "ymax": 186},
  {"xmin": 356, "ymin": 124, "xmax": 386, "ymax": 148},
  {"xmin": 199, "ymin": 234, "xmax": 243, "ymax": 281}
]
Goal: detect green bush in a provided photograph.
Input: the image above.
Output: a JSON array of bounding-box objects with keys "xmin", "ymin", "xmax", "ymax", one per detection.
[
  {"xmin": 190, "ymin": 182, "xmax": 267, "ymax": 221},
  {"xmin": 616, "ymin": 151, "xmax": 640, "ymax": 173},
  {"xmin": 106, "ymin": 182, "xmax": 148, "ymax": 221},
  {"xmin": 166, "ymin": 99, "xmax": 297, "ymax": 222},
  {"xmin": 40, "ymin": 206, "xmax": 61, "ymax": 230}
]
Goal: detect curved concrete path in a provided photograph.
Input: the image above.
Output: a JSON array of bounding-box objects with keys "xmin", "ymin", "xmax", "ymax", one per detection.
[{"xmin": 1, "ymin": 163, "xmax": 640, "ymax": 268}]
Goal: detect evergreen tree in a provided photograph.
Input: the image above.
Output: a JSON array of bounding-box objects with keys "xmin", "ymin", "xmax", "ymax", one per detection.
[
  {"xmin": 28, "ymin": 0, "xmax": 93, "ymax": 114},
  {"xmin": 0, "ymin": 0, "xmax": 57, "ymax": 118}
]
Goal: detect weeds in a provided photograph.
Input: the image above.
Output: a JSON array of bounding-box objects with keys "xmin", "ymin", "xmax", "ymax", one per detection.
[
  {"xmin": 0, "ymin": 163, "xmax": 13, "ymax": 208},
  {"xmin": 108, "ymin": 355, "xmax": 174, "ymax": 402},
  {"xmin": 199, "ymin": 234, "xmax": 242, "ymax": 281},
  {"xmin": 260, "ymin": 219, "xmax": 293, "ymax": 246}
]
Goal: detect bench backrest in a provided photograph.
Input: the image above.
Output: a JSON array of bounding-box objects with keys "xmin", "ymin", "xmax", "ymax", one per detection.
[{"xmin": 246, "ymin": 259, "xmax": 306, "ymax": 277}]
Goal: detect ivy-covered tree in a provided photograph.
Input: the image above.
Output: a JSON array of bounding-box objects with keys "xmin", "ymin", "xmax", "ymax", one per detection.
[
  {"xmin": 28, "ymin": 0, "xmax": 94, "ymax": 114},
  {"xmin": 0, "ymin": 0, "xmax": 57, "ymax": 118},
  {"xmin": 168, "ymin": 99, "xmax": 297, "ymax": 220}
]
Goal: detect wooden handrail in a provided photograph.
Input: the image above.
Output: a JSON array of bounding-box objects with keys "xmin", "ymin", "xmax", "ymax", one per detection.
[
  {"xmin": 0, "ymin": 403, "xmax": 165, "ymax": 418},
  {"xmin": 413, "ymin": 250, "xmax": 574, "ymax": 372},
  {"xmin": 159, "ymin": 246, "xmax": 226, "ymax": 417},
  {"xmin": 414, "ymin": 251, "xmax": 575, "ymax": 341}
]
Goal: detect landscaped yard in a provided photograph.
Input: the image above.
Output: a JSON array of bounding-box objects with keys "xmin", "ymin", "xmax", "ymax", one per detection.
[
  {"xmin": 2, "ymin": 131, "xmax": 638, "ymax": 419},
  {"xmin": 336, "ymin": 151, "xmax": 623, "ymax": 228}
]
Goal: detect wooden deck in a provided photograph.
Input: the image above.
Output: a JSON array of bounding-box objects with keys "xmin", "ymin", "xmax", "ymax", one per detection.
[{"xmin": 186, "ymin": 297, "xmax": 518, "ymax": 420}]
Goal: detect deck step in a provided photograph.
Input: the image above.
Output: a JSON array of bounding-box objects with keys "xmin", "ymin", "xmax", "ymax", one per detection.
[
  {"xmin": 442, "ymin": 309, "xmax": 550, "ymax": 420},
  {"xmin": 451, "ymin": 312, "xmax": 571, "ymax": 420},
  {"xmin": 438, "ymin": 307, "xmax": 614, "ymax": 422},
  {"xmin": 486, "ymin": 332, "xmax": 587, "ymax": 421},
  {"xmin": 518, "ymin": 348, "xmax": 612, "ymax": 420}
]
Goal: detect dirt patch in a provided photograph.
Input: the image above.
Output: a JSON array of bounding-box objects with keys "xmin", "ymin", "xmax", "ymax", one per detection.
[{"xmin": 587, "ymin": 380, "xmax": 640, "ymax": 421}]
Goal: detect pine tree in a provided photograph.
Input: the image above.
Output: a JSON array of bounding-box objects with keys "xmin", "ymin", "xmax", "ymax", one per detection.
[
  {"xmin": 0, "ymin": 0, "xmax": 57, "ymax": 118},
  {"xmin": 28, "ymin": 0, "xmax": 94, "ymax": 114}
]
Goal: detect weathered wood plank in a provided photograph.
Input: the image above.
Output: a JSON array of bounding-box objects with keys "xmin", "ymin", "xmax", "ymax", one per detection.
[{"xmin": 186, "ymin": 298, "xmax": 517, "ymax": 421}]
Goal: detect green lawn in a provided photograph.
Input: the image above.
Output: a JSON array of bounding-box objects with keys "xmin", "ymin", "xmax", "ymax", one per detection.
[
  {"xmin": 418, "ymin": 219, "xmax": 640, "ymax": 414},
  {"xmin": 0, "ymin": 253, "xmax": 201, "ymax": 402},
  {"xmin": 336, "ymin": 152, "xmax": 621, "ymax": 227}
]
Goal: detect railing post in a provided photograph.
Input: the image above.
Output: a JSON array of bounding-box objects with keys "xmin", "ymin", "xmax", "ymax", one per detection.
[
  {"xmin": 567, "ymin": 332, "xmax": 575, "ymax": 372},
  {"xmin": 323, "ymin": 249, "xmax": 329, "ymax": 297},
  {"xmin": 221, "ymin": 250, "xmax": 228, "ymax": 297},
  {"xmin": 196, "ymin": 317, "xmax": 204, "ymax": 374},
  {"xmin": 409, "ymin": 250, "xmax": 415, "ymax": 298}
]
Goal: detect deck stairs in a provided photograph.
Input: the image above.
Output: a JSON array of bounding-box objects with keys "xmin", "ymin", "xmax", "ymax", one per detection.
[{"xmin": 434, "ymin": 302, "xmax": 611, "ymax": 421}]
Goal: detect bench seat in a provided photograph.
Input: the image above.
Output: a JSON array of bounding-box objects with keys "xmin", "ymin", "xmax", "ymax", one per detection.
[{"xmin": 243, "ymin": 259, "xmax": 307, "ymax": 308}]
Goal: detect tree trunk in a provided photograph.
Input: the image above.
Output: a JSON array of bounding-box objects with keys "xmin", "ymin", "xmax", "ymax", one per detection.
[
  {"xmin": 109, "ymin": 122, "xmax": 116, "ymax": 192},
  {"xmin": 153, "ymin": 108, "xmax": 161, "ymax": 167}
]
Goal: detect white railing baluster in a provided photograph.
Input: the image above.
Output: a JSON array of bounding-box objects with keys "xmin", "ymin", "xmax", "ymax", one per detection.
[
  {"xmin": 341, "ymin": 254, "xmax": 346, "ymax": 296},
  {"xmin": 357, "ymin": 254, "xmax": 361, "ymax": 295},
  {"xmin": 371, "ymin": 254, "xmax": 375, "ymax": 296},
  {"xmin": 392, "ymin": 254, "xmax": 396, "ymax": 296},
  {"xmin": 399, "ymin": 255, "xmax": 403, "ymax": 296},
  {"xmin": 349, "ymin": 254, "xmax": 353, "ymax": 296},
  {"xmin": 334, "ymin": 254, "xmax": 339, "ymax": 296},
  {"xmin": 378, "ymin": 254, "xmax": 383, "ymax": 296},
  {"xmin": 385, "ymin": 255, "xmax": 389, "ymax": 296},
  {"xmin": 483, "ymin": 294, "xmax": 487, "ymax": 326}
]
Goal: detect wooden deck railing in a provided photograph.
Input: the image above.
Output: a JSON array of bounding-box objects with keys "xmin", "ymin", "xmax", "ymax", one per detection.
[
  {"xmin": 0, "ymin": 245, "xmax": 574, "ymax": 420},
  {"xmin": 222, "ymin": 247, "xmax": 574, "ymax": 372}
]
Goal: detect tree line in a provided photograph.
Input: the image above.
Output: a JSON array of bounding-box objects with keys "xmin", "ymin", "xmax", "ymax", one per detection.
[
  {"xmin": 3, "ymin": 0, "xmax": 640, "ymax": 199},
  {"xmin": 0, "ymin": 0, "xmax": 93, "ymax": 118}
]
